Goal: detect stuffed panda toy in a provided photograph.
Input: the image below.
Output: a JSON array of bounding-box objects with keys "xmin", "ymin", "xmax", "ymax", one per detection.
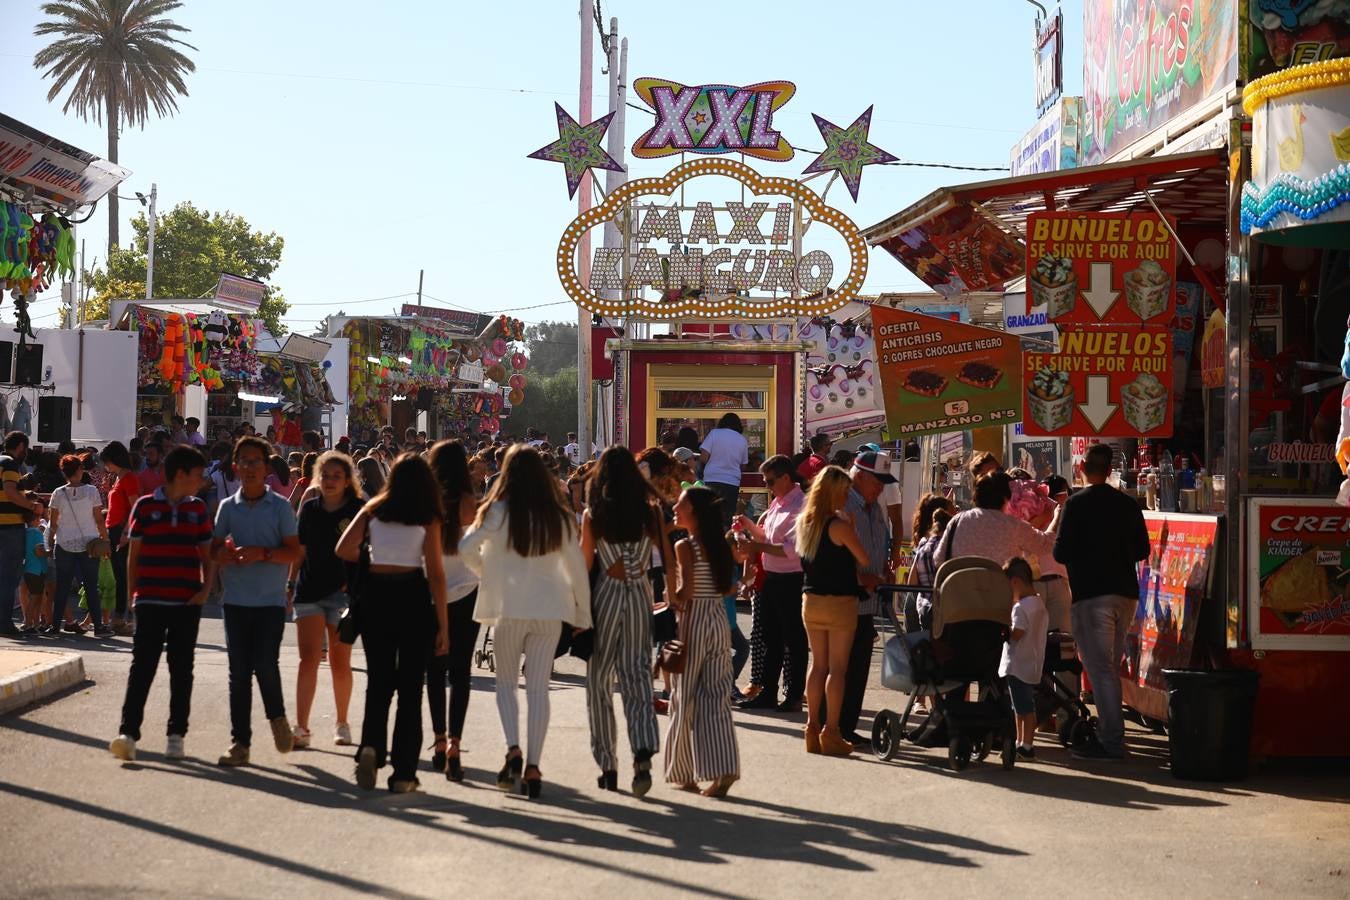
[{"xmin": 204, "ymin": 310, "xmax": 229, "ymax": 344}]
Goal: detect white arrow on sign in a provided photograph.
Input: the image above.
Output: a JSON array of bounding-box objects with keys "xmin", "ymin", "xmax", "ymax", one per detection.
[
  {"xmin": 1081, "ymin": 262, "xmax": 1120, "ymax": 319},
  {"xmin": 1077, "ymin": 375, "xmax": 1119, "ymax": 431}
]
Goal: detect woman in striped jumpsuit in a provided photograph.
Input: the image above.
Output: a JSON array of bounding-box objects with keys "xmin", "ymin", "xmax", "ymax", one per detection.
[
  {"xmin": 581, "ymin": 448, "xmax": 674, "ymax": 796},
  {"xmin": 664, "ymin": 486, "xmax": 740, "ymax": 797}
]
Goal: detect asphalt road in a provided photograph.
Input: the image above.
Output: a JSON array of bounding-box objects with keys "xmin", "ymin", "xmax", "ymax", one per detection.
[{"xmin": 1, "ymin": 608, "xmax": 1348, "ymax": 899}]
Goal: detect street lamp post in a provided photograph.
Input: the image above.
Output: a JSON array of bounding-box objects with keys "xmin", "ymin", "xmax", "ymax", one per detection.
[{"xmin": 141, "ymin": 183, "xmax": 157, "ymax": 300}]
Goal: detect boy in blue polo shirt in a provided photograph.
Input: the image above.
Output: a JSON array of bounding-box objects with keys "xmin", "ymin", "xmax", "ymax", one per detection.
[
  {"xmin": 110, "ymin": 446, "xmax": 212, "ymax": 762},
  {"xmin": 212, "ymin": 436, "xmax": 303, "ymax": 767}
]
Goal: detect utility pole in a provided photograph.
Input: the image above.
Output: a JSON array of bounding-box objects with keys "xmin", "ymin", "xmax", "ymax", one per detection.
[
  {"xmin": 144, "ymin": 182, "xmax": 158, "ymax": 300},
  {"xmin": 599, "ymin": 17, "xmax": 627, "ymax": 448},
  {"xmin": 576, "ymin": 0, "xmax": 594, "ymax": 460},
  {"xmin": 417, "ymin": 268, "xmax": 424, "ymax": 306}
]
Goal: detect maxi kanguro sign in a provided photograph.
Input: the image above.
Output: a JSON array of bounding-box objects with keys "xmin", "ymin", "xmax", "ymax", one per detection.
[{"xmin": 556, "ymin": 158, "xmax": 868, "ymax": 320}]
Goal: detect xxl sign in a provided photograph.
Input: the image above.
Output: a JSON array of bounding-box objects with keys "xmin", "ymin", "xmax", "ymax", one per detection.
[
  {"xmin": 631, "ymin": 78, "xmax": 795, "ymax": 162},
  {"xmin": 557, "ymin": 158, "xmax": 866, "ymax": 320}
]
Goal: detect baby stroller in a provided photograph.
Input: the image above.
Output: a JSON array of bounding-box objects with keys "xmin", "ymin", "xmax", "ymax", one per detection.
[
  {"xmin": 1037, "ymin": 630, "xmax": 1098, "ymax": 749},
  {"xmin": 873, "ymin": 557, "xmax": 1018, "ymax": 772}
]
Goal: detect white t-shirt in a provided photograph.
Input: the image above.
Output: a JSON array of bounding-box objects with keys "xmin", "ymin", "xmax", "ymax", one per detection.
[
  {"xmin": 50, "ymin": 483, "xmax": 103, "ymax": 553},
  {"xmin": 881, "ymin": 481, "xmax": 902, "ymax": 512},
  {"xmin": 564, "ymin": 441, "xmax": 596, "ymax": 466},
  {"xmin": 999, "ymin": 593, "xmax": 1049, "ymax": 684},
  {"xmin": 700, "ymin": 427, "xmax": 749, "ymax": 486}
]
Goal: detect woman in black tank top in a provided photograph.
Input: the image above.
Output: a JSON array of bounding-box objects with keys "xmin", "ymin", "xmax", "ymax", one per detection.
[{"xmin": 796, "ymin": 467, "xmax": 870, "ymax": 757}]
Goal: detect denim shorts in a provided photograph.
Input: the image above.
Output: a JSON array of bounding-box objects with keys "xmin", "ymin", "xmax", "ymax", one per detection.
[
  {"xmin": 1007, "ymin": 675, "xmax": 1037, "ymax": 715},
  {"xmin": 293, "ymin": 591, "xmax": 348, "ymax": 627}
]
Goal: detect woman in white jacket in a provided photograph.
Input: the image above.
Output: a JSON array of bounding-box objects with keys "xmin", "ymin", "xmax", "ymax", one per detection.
[{"xmin": 460, "ymin": 444, "xmax": 591, "ymax": 799}]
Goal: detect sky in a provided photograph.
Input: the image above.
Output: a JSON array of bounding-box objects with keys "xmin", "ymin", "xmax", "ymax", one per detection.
[{"xmin": 2, "ymin": 0, "xmax": 1084, "ymax": 334}]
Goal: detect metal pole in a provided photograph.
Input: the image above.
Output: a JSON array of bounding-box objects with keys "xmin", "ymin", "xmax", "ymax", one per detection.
[
  {"xmin": 417, "ymin": 268, "xmax": 424, "ymax": 305},
  {"xmin": 576, "ymin": 0, "xmax": 594, "ymax": 458},
  {"xmin": 144, "ymin": 182, "xmax": 157, "ymax": 300}
]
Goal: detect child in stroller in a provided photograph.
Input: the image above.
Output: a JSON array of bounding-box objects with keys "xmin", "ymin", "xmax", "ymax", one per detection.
[{"xmin": 873, "ymin": 556, "xmax": 1019, "ymax": 772}]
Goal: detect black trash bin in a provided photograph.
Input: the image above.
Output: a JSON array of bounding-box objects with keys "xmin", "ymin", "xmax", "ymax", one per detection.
[{"xmin": 1162, "ymin": 668, "xmax": 1259, "ymax": 781}]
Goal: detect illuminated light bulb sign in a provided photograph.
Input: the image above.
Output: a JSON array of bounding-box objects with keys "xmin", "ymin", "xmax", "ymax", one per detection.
[
  {"xmin": 632, "ymin": 78, "xmax": 796, "ymax": 161},
  {"xmin": 555, "ymin": 158, "xmax": 868, "ymax": 320}
]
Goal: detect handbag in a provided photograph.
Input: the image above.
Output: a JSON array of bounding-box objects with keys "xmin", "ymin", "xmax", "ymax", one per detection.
[
  {"xmin": 336, "ymin": 538, "xmax": 370, "ymax": 645},
  {"xmin": 655, "ymin": 599, "xmax": 689, "ymax": 675},
  {"xmin": 61, "ymin": 485, "xmax": 110, "ymax": 558}
]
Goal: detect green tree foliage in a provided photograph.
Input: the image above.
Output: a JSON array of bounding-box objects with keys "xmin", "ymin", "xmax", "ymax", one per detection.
[
  {"xmin": 523, "ymin": 321, "xmax": 578, "ymax": 377},
  {"xmin": 504, "ymin": 366, "xmax": 578, "ymax": 444},
  {"xmin": 81, "ymin": 203, "xmax": 290, "ymax": 334},
  {"xmin": 33, "ymin": 0, "xmax": 197, "ymax": 249}
]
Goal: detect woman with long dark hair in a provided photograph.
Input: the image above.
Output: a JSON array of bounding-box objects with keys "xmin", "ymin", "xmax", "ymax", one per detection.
[
  {"xmin": 664, "ymin": 486, "xmax": 740, "ymax": 797},
  {"xmin": 265, "ymin": 454, "xmax": 292, "ymax": 495},
  {"xmin": 460, "ymin": 445, "xmax": 591, "ymax": 799},
  {"xmin": 336, "ymin": 454, "xmax": 449, "ymax": 793},
  {"xmin": 289, "ymin": 451, "xmax": 362, "ymax": 749},
  {"xmin": 581, "ymin": 446, "xmax": 673, "ymax": 795},
  {"xmin": 356, "ymin": 456, "xmax": 385, "ymax": 498},
  {"xmin": 100, "ymin": 441, "xmax": 140, "ymax": 635},
  {"xmin": 425, "ymin": 440, "xmax": 482, "ymax": 782}
]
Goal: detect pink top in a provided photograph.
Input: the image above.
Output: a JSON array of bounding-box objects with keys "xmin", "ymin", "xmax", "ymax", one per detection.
[{"xmin": 760, "ymin": 485, "xmax": 805, "ymax": 574}]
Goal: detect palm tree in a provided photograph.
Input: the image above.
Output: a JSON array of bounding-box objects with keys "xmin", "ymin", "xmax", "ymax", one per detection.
[{"xmin": 32, "ymin": 0, "xmax": 196, "ymax": 249}]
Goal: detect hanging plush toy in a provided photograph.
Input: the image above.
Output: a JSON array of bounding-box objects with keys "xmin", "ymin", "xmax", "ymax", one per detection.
[{"xmin": 204, "ymin": 310, "xmax": 228, "ymax": 344}]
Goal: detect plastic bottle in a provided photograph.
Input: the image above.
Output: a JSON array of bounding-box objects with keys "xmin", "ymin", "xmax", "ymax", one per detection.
[{"xmin": 1159, "ymin": 453, "xmax": 1177, "ymax": 512}]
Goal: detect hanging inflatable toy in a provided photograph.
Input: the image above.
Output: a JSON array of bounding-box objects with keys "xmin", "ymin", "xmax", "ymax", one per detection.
[
  {"xmin": 508, "ymin": 387, "xmax": 524, "ymax": 406},
  {"xmin": 508, "ymin": 373, "xmax": 527, "ymax": 391},
  {"xmin": 486, "ymin": 363, "xmax": 507, "ymax": 384},
  {"xmin": 160, "ymin": 314, "xmax": 186, "ymax": 388},
  {"xmin": 511, "ymin": 351, "xmax": 528, "ymax": 371}
]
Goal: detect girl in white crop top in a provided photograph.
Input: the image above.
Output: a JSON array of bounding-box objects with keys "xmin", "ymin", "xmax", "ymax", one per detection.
[{"xmin": 367, "ymin": 518, "xmax": 426, "ymax": 568}]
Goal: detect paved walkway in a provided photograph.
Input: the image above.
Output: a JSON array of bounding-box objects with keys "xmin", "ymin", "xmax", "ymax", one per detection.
[{"xmin": 1, "ymin": 610, "xmax": 1347, "ymax": 899}]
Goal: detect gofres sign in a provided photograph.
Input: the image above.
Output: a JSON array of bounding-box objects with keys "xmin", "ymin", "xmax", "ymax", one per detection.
[{"xmin": 557, "ymin": 158, "xmax": 867, "ymax": 319}]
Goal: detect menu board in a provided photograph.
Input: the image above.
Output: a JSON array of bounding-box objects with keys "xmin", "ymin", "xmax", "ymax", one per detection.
[
  {"xmin": 1247, "ymin": 498, "xmax": 1350, "ymax": 649},
  {"xmin": 872, "ymin": 306, "xmax": 1023, "ymax": 438},
  {"xmin": 1122, "ymin": 512, "xmax": 1221, "ymax": 720}
]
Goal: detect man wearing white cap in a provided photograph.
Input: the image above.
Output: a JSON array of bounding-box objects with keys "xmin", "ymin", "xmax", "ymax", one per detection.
[{"xmin": 860, "ymin": 444, "xmax": 905, "ymax": 570}]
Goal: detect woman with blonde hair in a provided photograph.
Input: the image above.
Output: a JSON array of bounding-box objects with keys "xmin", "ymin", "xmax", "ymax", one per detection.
[
  {"xmin": 796, "ymin": 465, "xmax": 869, "ymax": 756},
  {"xmin": 460, "ymin": 445, "xmax": 591, "ymax": 799}
]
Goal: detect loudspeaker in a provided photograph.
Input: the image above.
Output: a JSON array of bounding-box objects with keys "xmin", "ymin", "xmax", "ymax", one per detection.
[
  {"xmin": 0, "ymin": 341, "xmax": 12, "ymax": 384},
  {"xmin": 14, "ymin": 343, "xmax": 43, "ymax": 386},
  {"xmin": 415, "ymin": 389, "xmax": 436, "ymax": 411},
  {"xmin": 38, "ymin": 395, "xmax": 72, "ymax": 444}
]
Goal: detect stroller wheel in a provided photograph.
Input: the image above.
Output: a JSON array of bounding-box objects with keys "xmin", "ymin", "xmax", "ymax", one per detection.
[
  {"xmin": 872, "ymin": 711, "xmax": 900, "ymax": 762},
  {"xmin": 1061, "ymin": 716, "xmax": 1095, "ymax": 749},
  {"xmin": 972, "ymin": 731, "xmax": 995, "ymax": 762},
  {"xmin": 1056, "ymin": 716, "xmax": 1077, "ymax": 748},
  {"xmin": 947, "ymin": 736, "xmax": 972, "ymax": 772}
]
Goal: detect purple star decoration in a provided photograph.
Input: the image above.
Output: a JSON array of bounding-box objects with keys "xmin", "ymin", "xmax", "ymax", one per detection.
[
  {"xmin": 801, "ymin": 105, "xmax": 897, "ymax": 202},
  {"xmin": 528, "ymin": 103, "xmax": 625, "ymax": 199}
]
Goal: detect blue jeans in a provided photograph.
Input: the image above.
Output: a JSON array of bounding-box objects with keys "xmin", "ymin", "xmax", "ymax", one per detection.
[
  {"xmin": 53, "ymin": 546, "xmax": 102, "ymax": 627},
  {"xmin": 0, "ymin": 526, "xmax": 24, "ymax": 630},
  {"xmin": 1071, "ymin": 594, "xmax": 1136, "ymax": 755}
]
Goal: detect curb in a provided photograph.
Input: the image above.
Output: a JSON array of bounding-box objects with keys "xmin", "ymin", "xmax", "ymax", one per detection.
[{"xmin": 0, "ymin": 648, "xmax": 86, "ymax": 715}]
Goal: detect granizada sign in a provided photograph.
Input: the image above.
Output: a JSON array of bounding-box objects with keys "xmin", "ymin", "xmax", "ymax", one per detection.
[{"xmin": 1082, "ymin": 0, "xmax": 1239, "ymax": 164}]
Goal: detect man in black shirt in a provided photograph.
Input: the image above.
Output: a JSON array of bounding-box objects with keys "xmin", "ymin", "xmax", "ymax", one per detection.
[{"xmin": 1053, "ymin": 444, "xmax": 1150, "ymax": 761}]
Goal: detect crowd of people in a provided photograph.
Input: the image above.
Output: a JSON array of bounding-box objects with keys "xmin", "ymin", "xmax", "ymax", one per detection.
[{"xmin": 0, "ymin": 414, "xmax": 1146, "ymax": 796}]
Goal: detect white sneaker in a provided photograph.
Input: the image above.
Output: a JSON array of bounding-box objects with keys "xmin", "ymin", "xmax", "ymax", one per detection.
[
  {"xmin": 110, "ymin": 735, "xmax": 136, "ymax": 761},
  {"xmin": 292, "ymin": 726, "xmax": 311, "ymax": 749},
  {"xmin": 165, "ymin": 734, "xmax": 186, "ymax": 759},
  {"xmin": 334, "ymin": 722, "xmax": 352, "ymax": 746}
]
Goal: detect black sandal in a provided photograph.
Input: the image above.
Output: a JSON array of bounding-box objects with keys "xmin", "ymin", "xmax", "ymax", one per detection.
[
  {"xmin": 446, "ymin": 741, "xmax": 464, "ymax": 782},
  {"xmin": 522, "ymin": 765, "xmax": 542, "ymax": 800},
  {"xmin": 496, "ymin": 747, "xmax": 523, "ymax": 791},
  {"xmin": 632, "ymin": 748, "xmax": 654, "ymax": 797},
  {"xmin": 429, "ymin": 737, "xmax": 447, "ymax": 773}
]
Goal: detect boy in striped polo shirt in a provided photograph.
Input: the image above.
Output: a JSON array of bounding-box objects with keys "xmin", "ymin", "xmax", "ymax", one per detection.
[{"xmin": 110, "ymin": 446, "xmax": 212, "ymax": 762}]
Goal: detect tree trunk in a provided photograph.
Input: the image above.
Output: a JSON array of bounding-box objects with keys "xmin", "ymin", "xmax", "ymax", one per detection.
[{"xmin": 106, "ymin": 91, "xmax": 119, "ymax": 250}]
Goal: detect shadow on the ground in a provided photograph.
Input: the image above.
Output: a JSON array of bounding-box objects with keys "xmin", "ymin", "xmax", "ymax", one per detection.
[{"xmin": 1, "ymin": 718, "xmax": 1028, "ymax": 893}]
